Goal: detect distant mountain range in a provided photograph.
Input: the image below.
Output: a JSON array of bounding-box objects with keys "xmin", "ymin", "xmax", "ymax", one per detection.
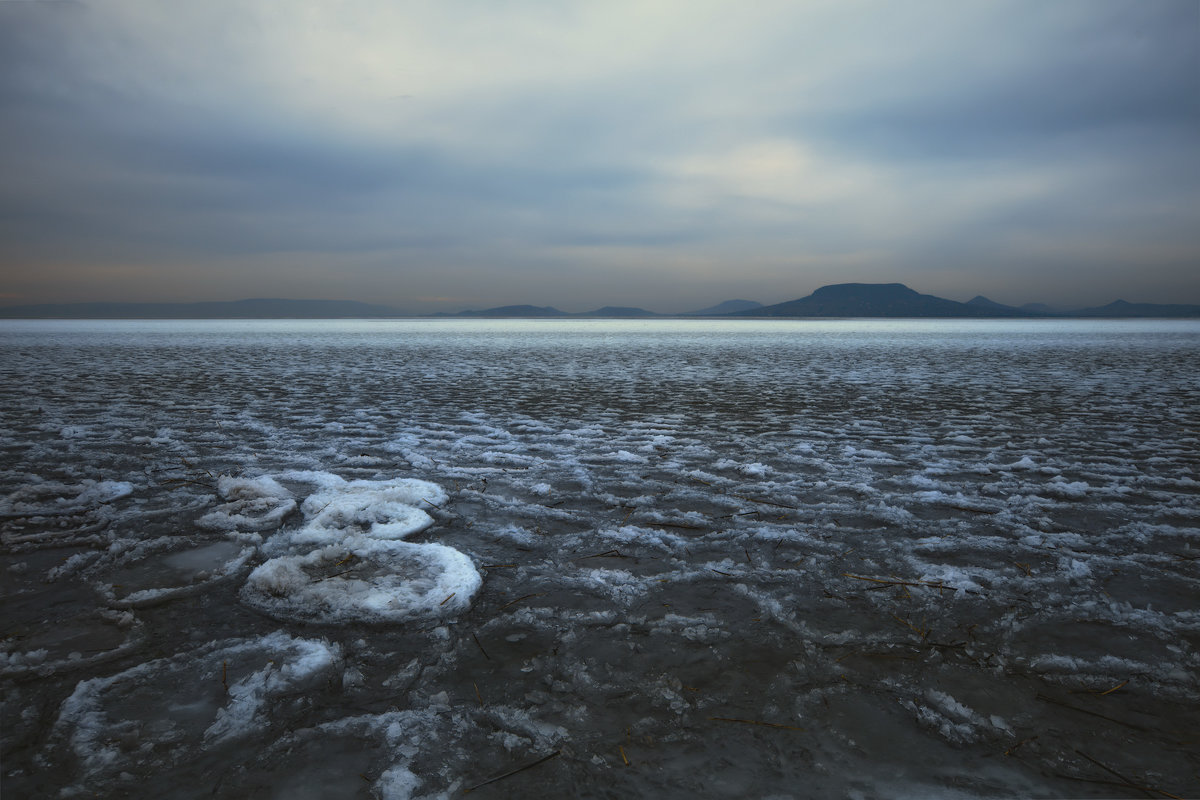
[
  {"xmin": 0, "ymin": 298, "xmax": 406, "ymax": 319},
  {"xmin": 2, "ymin": 284, "xmax": 1198, "ymax": 319}
]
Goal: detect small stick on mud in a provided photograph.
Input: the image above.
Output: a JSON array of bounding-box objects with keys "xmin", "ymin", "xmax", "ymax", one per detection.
[
  {"xmin": 473, "ymin": 681, "xmax": 484, "ymax": 707},
  {"xmin": 842, "ymin": 573, "xmax": 958, "ymax": 592},
  {"xmin": 713, "ymin": 510, "xmax": 761, "ymax": 520},
  {"xmin": 1074, "ymin": 749, "xmax": 1181, "ymax": 799},
  {"xmin": 472, "ymin": 633, "xmax": 491, "ymax": 661},
  {"xmin": 1003, "ymin": 735, "xmax": 1037, "ymax": 756},
  {"xmin": 440, "ymin": 593, "xmax": 456, "ymax": 606},
  {"xmin": 1070, "ymin": 679, "xmax": 1128, "ymax": 696},
  {"xmin": 498, "ymin": 593, "xmax": 546, "ymax": 611},
  {"xmin": 618, "ymin": 745, "xmax": 629, "ymax": 766},
  {"xmin": 464, "ymin": 750, "xmax": 561, "ymax": 793},
  {"xmin": 579, "ymin": 549, "xmax": 628, "ymax": 560},
  {"xmin": 1035, "ymin": 693, "xmax": 1148, "ymax": 732},
  {"xmin": 314, "ymin": 568, "xmax": 357, "ymax": 583}
]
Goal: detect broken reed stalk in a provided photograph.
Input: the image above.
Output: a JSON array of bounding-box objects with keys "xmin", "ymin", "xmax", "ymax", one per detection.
[
  {"xmin": 1035, "ymin": 693, "xmax": 1147, "ymax": 732},
  {"xmin": 1073, "ymin": 750, "xmax": 1182, "ymax": 800},
  {"xmin": 708, "ymin": 716, "xmax": 805, "ymax": 731},
  {"xmin": 842, "ymin": 573, "xmax": 958, "ymax": 592},
  {"xmin": 579, "ymin": 549, "xmax": 628, "ymax": 560},
  {"xmin": 472, "ymin": 633, "xmax": 491, "ymax": 661},
  {"xmin": 1003, "ymin": 735, "xmax": 1038, "ymax": 756},
  {"xmin": 464, "ymin": 750, "xmax": 561, "ymax": 793},
  {"xmin": 618, "ymin": 745, "xmax": 629, "ymax": 766},
  {"xmin": 1069, "ymin": 679, "xmax": 1128, "ymax": 696},
  {"xmin": 159, "ymin": 477, "xmax": 217, "ymax": 492},
  {"xmin": 314, "ymin": 568, "xmax": 357, "ymax": 583},
  {"xmin": 498, "ymin": 592, "xmax": 546, "ymax": 611},
  {"xmin": 729, "ymin": 494, "xmax": 798, "ymax": 509}
]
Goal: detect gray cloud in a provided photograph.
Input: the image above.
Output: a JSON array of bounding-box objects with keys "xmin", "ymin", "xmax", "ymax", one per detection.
[{"xmin": 1, "ymin": 0, "xmax": 1197, "ymax": 311}]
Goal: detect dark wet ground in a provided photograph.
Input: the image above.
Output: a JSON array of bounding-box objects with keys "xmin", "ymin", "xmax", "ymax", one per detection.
[{"xmin": 2, "ymin": 319, "xmax": 1198, "ymax": 798}]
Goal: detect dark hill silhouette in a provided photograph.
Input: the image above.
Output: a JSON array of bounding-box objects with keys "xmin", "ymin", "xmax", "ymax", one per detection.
[
  {"xmin": 1069, "ymin": 300, "xmax": 1200, "ymax": 318},
  {"xmin": 0, "ymin": 298, "xmax": 405, "ymax": 319},
  {"xmin": 686, "ymin": 299, "xmax": 763, "ymax": 315},
  {"xmin": 966, "ymin": 295, "xmax": 1030, "ymax": 313},
  {"xmin": 575, "ymin": 306, "xmax": 660, "ymax": 317},
  {"xmin": 450, "ymin": 305, "xmax": 567, "ymax": 318},
  {"xmin": 737, "ymin": 283, "xmax": 1030, "ymax": 318},
  {"xmin": 3, "ymin": 287, "xmax": 1196, "ymax": 319}
]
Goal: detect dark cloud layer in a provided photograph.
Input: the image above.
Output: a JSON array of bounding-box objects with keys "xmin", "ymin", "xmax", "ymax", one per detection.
[{"xmin": 1, "ymin": 1, "xmax": 1197, "ymax": 311}]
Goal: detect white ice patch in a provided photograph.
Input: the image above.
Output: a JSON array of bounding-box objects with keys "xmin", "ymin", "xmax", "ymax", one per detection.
[
  {"xmin": 297, "ymin": 477, "xmax": 446, "ymax": 542},
  {"xmin": 243, "ymin": 473, "xmax": 478, "ymax": 624},
  {"xmin": 1045, "ymin": 479, "xmax": 1091, "ymax": 499},
  {"xmin": 52, "ymin": 632, "xmax": 339, "ymax": 782},
  {"xmin": 375, "ymin": 764, "xmax": 422, "ymax": 800},
  {"xmin": 243, "ymin": 538, "xmax": 479, "ymax": 624},
  {"xmin": 1, "ymin": 478, "xmax": 133, "ymax": 516},
  {"xmin": 197, "ymin": 475, "xmax": 296, "ymax": 532},
  {"xmin": 1004, "ymin": 456, "xmax": 1038, "ymax": 471}
]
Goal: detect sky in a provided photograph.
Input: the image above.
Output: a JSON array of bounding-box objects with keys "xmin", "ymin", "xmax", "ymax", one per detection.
[{"xmin": 1, "ymin": 0, "xmax": 1197, "ymax": 313}]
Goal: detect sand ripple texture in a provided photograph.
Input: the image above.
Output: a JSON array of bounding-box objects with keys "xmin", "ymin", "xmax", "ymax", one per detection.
[{"xmin": 2, "ymin": 318, "xmax": 1198, "ymax": 799}]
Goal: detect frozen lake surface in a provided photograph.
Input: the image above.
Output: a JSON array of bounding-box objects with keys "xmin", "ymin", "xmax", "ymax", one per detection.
[{"xmin": 2, "ymin": 318, "xmax": 1198, "ymax": 799}]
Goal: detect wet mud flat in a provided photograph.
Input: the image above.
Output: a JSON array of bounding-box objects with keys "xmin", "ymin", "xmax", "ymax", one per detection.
[{"xmin": 2, "ymin": 319, "xmax": 1198, "ymax": 798}]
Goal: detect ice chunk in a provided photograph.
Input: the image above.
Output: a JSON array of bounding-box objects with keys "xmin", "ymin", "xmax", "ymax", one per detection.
[
  {"xmin": 52, "ymin": 632, "xmax": 339, "ymax": 783},
  {"xmin": 1, "ymin": 478, "xmax": 133, "ymax": 515},
  {"xmin": 242, "ymin": 538, "xmax": 480, "ymax": 624},
  {"xmin": 296, "ymin": 477, "xmax": 446, "ymax": 541},
  {"xmin": 196, "ymin": 475, "xmax": 296, "ymax": 532},
  {"xmin": 375, "ymin": 764, "xmax": 422, "ymax": 800}
]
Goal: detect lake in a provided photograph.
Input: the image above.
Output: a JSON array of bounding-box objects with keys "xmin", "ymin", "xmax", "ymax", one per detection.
[{"xmin": 2, "ymin": 318, "xmax": 1198, "ymax": 798}]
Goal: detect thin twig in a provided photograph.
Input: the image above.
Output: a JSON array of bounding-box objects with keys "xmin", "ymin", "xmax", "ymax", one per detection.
[
  {"xmin": 579, "ymin": 549, "xmax": 629, "ymax": 560},
  {"xmin": 464, "ymin": 751, "xmax": 561, "ymax": 793},
  {"xmin": 842, "ymin": 573, "xmax": 958, "ymax": 591},
  {"xmin": 1035, "ymin": 693, "xmax": 1147, "ymax": 732},
  {"xmin": 498, "ymin": 593, "xmax": 546, "ymax": 611},
  {"xmin": 472, "ymin": 633, "xmax": 491, "ymax": 661},
  {"xmin": 1073, "ymin": 750, "xmax": 1180, "ymax": 799}
]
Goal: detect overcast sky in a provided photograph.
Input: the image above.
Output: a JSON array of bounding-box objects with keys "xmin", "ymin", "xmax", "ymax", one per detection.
[{"xmin": 1, "ymin": 0, "xmax": 1197, "ymax": 312}]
